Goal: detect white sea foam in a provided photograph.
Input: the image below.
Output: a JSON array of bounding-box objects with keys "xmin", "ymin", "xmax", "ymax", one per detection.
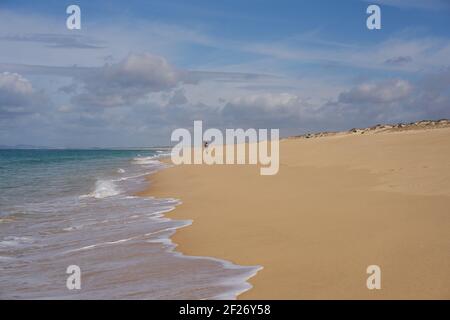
[
  {"xmin": 115, "ymin": 171, "xmax": 153, "ymax": 182},
  {"xmin": 0, "ymin": 236, "xmax": 34, "ymax": 247},
  {"xmin": 64, "ymin": 236, "xmax": 138, "ymax": 253},
  {"xmin": 117, "ymin": 168, "xmax": 125, "ymax": 174},
  {"xmin": 145, "ymin": 207, "xmax": 177, "ymax": 217},
  {"xmin": 63, "ymin": 225, "xmax": 84, "ymax": 232},
  {"xmin": 80, "ymin": 179, "xmax": 121, "ymax": 199},
  {"xmin": 132, "ymin": 156, "xmax": 162, "ymax": 165},
  {"xmin": 0, "ymin": 256, "xmax": 15, "ymax": 261}
]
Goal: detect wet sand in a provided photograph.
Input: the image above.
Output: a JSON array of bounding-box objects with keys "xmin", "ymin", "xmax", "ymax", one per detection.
[{"xmin": 142, "ymin": 126, "xmax": 450, "ymax": 299}]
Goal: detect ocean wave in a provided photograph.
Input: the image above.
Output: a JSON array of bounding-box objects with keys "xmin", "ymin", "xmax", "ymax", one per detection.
[
  {"xmin": 63, "ymin": 225, "xmax": 84, "ymax": 232},
  {"xmin": 80, "ymin": 179, "xmax": 121, "ymax": 199},
  {"xmin": 64, "ymin": 236, "xmax": 137, "ymax": 253},
  {"xmin": 117, "ymin": 168, "xmax": 125, "ymax": 174},
  {"xmin": 132, "ymin": 156, "xmax": 162, "ymax": 165},
  {"xmin": 0, "ymin": 217, "xmax": 16, "ymax": 223},
  {"xmin": 115, "ymin": 171, "xmax": 153, "ymax": 182},
  {"xmin": 0, "ymin": 255, "xmax": 15, "ymax": 261},
  {"xmin": 0, "ymin": 236, "xmax": 35, "ymax": 247}
]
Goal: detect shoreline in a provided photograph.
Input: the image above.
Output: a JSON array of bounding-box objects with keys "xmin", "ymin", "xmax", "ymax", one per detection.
[
  {"xmin": 141, "ymin": 125, "xmax": 450, "ymax": 299},
  {"xmin": 137, "ymin": 161, "xmax": 262, "ymax": 300}
]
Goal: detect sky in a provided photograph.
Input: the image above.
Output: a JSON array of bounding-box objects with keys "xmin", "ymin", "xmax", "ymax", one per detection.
[{"xmin": 0, "ymin": 0, "xmax": 449, "ymax": 148}]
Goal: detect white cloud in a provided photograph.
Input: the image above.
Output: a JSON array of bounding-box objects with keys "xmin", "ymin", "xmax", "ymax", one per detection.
[
  {"xmin": 339, "ymin": 79, "xmax": 414, "ymax": 104},
  {"xmin": 73, "ymin": 53, "xmax": 182, "ymax": 107},
  {"xmin": 229, "ymin": 93, "xmax": 303, "ymax": 110},
  {"xmin": 0, "ymin": 72, "xmax": 34, "ymax": 96},
  {"xmin": 0, "ymin": 72, "xmax": 45, "ymax": 117}
]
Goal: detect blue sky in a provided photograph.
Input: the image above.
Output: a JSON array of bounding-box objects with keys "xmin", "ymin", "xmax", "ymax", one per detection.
[{"xmin": 0, "ymin": 0, "xmax": 449, "ymax": 147}]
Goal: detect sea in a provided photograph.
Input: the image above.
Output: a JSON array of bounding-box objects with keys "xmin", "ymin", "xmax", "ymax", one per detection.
[{"xmin": 0, "ymin": 149, "xmax": 259, "ymax": 299}]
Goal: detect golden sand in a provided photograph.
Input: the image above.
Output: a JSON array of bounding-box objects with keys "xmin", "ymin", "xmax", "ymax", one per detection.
[{"xmin": 141, "ymin": 126, "xmax": 450, "ymax": 299}]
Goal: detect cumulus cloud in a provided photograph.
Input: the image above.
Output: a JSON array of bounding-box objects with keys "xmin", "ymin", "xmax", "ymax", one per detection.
[
  {"xmin": 413, "ymin": 67, "xmax": 450, "ymax": 118},
  {"xmin": 220, "ymin": 93, "xmax": 317, "ymax": 130},
  {"xmin": 166, "ymin": 88, "xmax": 188, "ymax": 106},
  {"xmin": 338, "ymin": 79, "xmax": 413, "ymax": 104},
  {"xmin": 72, "ymin": 53, "xmax": 182, "ymax": 107},
  {"xmin": 62, "ymin": 53, "xmax": 277, "ymax": 109},
  {"xmin": 0, "ymin": 72, "xmax": 33, "ymax": 96},
  {"xmin": 327, "ymin": 71, "xmax": 450, "ymax": 126},
  {"xmin": 229, "ymin": 93, "xmax": 302, "ymax": 110},
  {"xmin": 0, "ymin": 72, "xmax": 45, "ymax": 117}
]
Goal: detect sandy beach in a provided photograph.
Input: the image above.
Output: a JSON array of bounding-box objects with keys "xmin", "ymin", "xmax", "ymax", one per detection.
[{"xmin": 142, "ymin": 125, "xmax": 450, "ymax": 299}]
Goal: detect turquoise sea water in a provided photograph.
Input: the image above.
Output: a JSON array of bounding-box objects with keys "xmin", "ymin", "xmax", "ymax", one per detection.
[{"xmin": 0, "ymin": 149, "xmax": 257, "ymax": 299}]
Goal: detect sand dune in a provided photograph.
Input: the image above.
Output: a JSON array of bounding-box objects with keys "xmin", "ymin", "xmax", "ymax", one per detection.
[{"xmin": 142, "ymin": 124, "xmax": 450, "ymax": 299}]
